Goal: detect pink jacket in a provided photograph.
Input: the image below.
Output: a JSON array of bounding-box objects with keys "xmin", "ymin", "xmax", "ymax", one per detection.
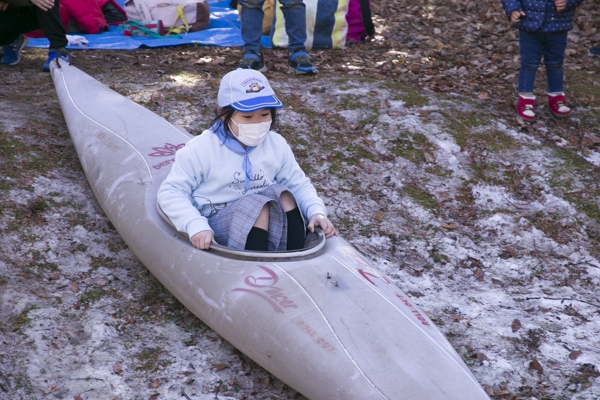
[{"xmin": 60, "ymin": 0, "xmax": 126, "ymax": 34}]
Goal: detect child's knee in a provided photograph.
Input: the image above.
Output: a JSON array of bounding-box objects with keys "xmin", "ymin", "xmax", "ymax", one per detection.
[
  {"xmin": 545, "ymin": 63, "xmax": 563, "ymax": 73},
  {"xmin": 279, "ymin": 191, "xmax": 297, "ymax": 211}
]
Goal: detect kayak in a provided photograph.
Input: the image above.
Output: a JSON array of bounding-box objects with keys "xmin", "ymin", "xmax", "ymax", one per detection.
[{"xmin": 50, "ymin": 61, "xmax": 490, "ymax": 400}]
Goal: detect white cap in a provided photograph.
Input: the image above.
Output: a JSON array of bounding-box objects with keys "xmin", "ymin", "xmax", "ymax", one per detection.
[{"xmin": 217, "ymin": 69, "xmax": 284, "ymax": 112}]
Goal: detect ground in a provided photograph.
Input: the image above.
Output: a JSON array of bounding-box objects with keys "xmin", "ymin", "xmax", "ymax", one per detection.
[{"xmin": 1, "ymin": 0, "xmax": 600, "ymax": 399}]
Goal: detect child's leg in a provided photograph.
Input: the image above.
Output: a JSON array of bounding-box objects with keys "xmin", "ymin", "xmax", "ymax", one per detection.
[
  {"xmin": 280, "ymin": 191, "xmax": 305, "ymax": 251},
  {"xmin": 0, "ymin": 7, "xmax": 39, "ymax": 46},
  {"xmin": 518, "ymin": 30, "xmax": 544, "ymax": 96},
  {"xmin": 543, "ymin": 31, "xmax": 568, "ymax": 94},
  {"xmin": 277, "ymin": 0, "xmax": 308, "ymax": 54},
  {"xmin": 34, "ymin": 0, "xmax": 68, "ymax": 50},
  {"xmin": 238, "ymin": 0, "xmax": 267, "ymax": 55},
  {"xmin": 245, "ymin": 203, "xmax": 270, "ymax": 251}
]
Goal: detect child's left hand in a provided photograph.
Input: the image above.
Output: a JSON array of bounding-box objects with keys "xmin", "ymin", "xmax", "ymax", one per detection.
[
  {"xmin": 308, "ymin": 214, "xmax": 337, "ymax": 238},
  {"xmin": 554, "ymin": 0, "xmax": 566, "ymax": 12}
]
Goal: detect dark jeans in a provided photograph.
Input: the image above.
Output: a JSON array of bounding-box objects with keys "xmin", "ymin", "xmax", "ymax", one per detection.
[
  {"xmin": 238, "ymin": 0, "xmax": 307, "ymax": 54},
  {"xmin": 518, "ymin": 30, "xmax": 568, "ymax": 94},
  {"xmin": 0, "ymin": 3, "xmax": 67, "ymax": 49}
]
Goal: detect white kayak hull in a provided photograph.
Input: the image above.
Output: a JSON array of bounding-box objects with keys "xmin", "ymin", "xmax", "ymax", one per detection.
[{"xmin": 51, "ymin": 62, "xmax": 490, "ymax": 400}]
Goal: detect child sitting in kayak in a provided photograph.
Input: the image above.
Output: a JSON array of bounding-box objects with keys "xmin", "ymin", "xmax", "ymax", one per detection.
[{"xmin": 157, "ymin": 69, "xmax": 337, "ymax": 251}]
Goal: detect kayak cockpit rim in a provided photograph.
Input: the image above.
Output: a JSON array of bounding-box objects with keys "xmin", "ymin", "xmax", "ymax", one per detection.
[{"xmin": 156, "ymin": 201, "xmax": 327, "ymax": 261}]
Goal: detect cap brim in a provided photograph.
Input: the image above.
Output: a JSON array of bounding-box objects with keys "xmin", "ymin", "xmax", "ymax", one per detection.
[{"xmin": 231, "ymin": 95, "xmax": 284, "ymax": 112}]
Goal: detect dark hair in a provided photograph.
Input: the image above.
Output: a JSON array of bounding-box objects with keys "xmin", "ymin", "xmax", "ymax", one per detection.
[{"xmin": 211, "ymin": 106, "xmax": 278, "ymax": 137}]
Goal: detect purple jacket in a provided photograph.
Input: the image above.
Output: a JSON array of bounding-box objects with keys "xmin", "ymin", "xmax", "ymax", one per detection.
[{"xmin": 501, "ymin": 0, "xmax": 584, "ymax": 32}]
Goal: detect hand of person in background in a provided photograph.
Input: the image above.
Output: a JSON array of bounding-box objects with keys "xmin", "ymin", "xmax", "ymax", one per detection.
[
  {"xmin": 30, "ymin": 0, "xmax": 54, "ymax": 11},
  {"xmin": 554, "ymin": 0, "xmax": 566, "ymax": 12},
  {"xmin": 308, "ymin": 214, "xmax": 337, "ymax": 239},
  {"xmin": 510, "ymin": 10, "xmax": 526, "ymax": 23},
  {"xmin": 0, "ymin": 2, "xmax": 9, "ymax": 11},
  {"xmin": 191, "ymin": 230, "xmax": 216, "ymax": 250}
]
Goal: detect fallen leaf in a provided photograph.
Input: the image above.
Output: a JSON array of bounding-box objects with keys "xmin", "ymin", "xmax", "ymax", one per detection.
[
  {"xmin": 473, "ymin": 267, "xmax": 484, "ymax": 281},
  {"xmin": 374, "ymin": 211, "xmax": 385, "ymax": 221},
  {"xmin": 148, "ymin": 394, "xmax": 160, "ymax": 400},
  {"xmin": 408, "ymin": 291, "xmax": 424, "ymax": 298},
  {"xmin": 151, "ymin": 379, "xmax": 161, "ymax": 388},
  {"xmin": 95, "ymin": 278, "xmax": 107, "ymax": 287},
  {"xmin": 69, "ymin": 281, "xmax": 79, "ymax": 293},
  {"xmin": 74, "ymin": 396, "xmax": 83, "ymax": 400},
  {"xmin": 424, "ymin": 152, "xmax": 435, "ymax": 163},
  {"xmin": 441, "ymin": 223, "xmax": 457, "ymax": 230},
  {"xmin": 511, "ymin": 319, "xmax": 521, "ymax": 332},
  {"xmin": 210, "ymin": 363, "xmax": 228, "ymax": 370},
  {"xmin": 478, "ymin": 92, "xmax": 489, "ymax": 100},
  {"xmin": 113, "ymin": 362, "xmax": 122, "ymax": 375},
  {"xmin": 569, "ymin": 350, "xmax": 582, "ymax": 360},
  {"xmin": 529, "ymin": 358, "xmax": 544, "ymax": 374}
]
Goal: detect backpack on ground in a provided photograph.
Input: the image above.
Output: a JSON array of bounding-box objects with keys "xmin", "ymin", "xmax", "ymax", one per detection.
[
  {"xmin": 271, "ymin": 0, "xmax": 374, "ymax": 49},
  {"xmin": 124, "ymin": 0, "xmax": 210, "ymax": 34}
]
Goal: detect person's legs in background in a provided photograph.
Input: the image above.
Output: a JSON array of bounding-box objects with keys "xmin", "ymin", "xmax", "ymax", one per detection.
[
  {"xmin": 543, "ymin": 31, "xmax": 571, "ymax": 117},
  {"xmin": 0, "ymin": 7, "xmax": 38, "ymax": 65},
  {"xmin": 277, "ymin": 0, "xmax": 316, "ymax": 74},
  {"xmin": 238, "ymin": 0, "xmax": 267, "ymax": 72},
  {"xmin": 36, "ymin": 0, "xmax": 70, "ymax": 72},
  {"xmin": 516, "ymin": 30, "xmax": 543, "ymax": 122}
]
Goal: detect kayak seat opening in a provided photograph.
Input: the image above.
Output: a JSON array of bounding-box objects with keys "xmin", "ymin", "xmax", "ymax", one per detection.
[{"xmin": 156, "ymin": 201, "xmax": 326, "ymax": 258}]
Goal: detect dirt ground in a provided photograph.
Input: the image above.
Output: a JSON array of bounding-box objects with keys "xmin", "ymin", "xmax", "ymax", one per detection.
[{"xmin": 1, "ymin": 0, "xmax": 600, "ymax": 399}]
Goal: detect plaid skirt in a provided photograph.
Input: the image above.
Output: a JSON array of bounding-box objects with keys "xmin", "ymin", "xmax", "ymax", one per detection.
[{"xmin": 208, "ymin": 184, "xmax": 305, "ymax": 251}]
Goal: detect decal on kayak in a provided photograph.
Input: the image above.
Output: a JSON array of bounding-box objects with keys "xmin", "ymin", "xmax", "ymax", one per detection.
[
  {"xmin": 395, "ymin": 293, "xmax": 431, "ymax": 327},
  {"xmin": 148, "ymin": 143, "xmax": 185, "ymax": 170},
  {"xmin": 293, "ymin": 318, "xmax": 337, "ymax": 355},
  {"xmin": 232, "ymin": 266, "xmax": 298, "ymax": 313},
  {"xmin": 148, "ymin": 143, "xmax": 186, "ymax": 157},
  {"xmin": 359, "ymin": 269, "xmax": 392, "ymax": 286}
]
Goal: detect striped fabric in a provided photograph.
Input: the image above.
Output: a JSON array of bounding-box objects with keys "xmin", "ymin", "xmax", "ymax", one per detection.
[{"xmin": 271, "ymin": 0, "xmax": 350, "ymax": 49}]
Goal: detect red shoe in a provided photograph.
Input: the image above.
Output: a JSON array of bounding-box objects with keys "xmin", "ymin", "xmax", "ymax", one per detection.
[
  {"xmin": 516, "ymin": 95, "xmax": 536, "ymax": 122},
  {"xmin": 548, "ymin": 93, "xmax": 572, "ymax": 118}
]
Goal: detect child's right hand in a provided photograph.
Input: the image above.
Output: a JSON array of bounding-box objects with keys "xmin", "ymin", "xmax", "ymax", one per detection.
[
  {"xmin": 510, "ymin": 10, "xmax": 526, "ymax": 24},
  {"xmin": 191, "ymin": 230, "xmax": 215, "ymax": 250},
  {"xmin": 554, "ymin": 0, "xmax": 566, "ymax": 12}
]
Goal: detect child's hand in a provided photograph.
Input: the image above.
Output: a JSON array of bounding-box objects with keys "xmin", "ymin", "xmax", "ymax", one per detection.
[
  {"xmin": 554, "ymin": 0, "xmax": 566, "ymax": 12},
  {"xmin": 30, "ymin": 0, "xmax": 55, "ymax": 11},
  {"xmin": 191, "ymin": 230, "xmax": 215, "ymax": 250},
  {"xmin": 308, "ymin": 214, "xmax": 337, "ymax": 239},
  {"xmin": 510, "ymin": 10, "xmax": 526, "ymax": 23}
]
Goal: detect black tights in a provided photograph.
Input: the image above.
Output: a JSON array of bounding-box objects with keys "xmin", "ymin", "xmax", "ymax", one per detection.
[{"xmin": 244, "ymin": 207, "xmax": 305, "ymax": 251}]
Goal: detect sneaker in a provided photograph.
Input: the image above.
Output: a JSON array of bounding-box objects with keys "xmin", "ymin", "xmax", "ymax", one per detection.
[
  {"xmin": 547, "ymin": 93, "xmax": 572, "ymax": 118},
  {"xmin": 1, "ymin": 35, "xmax": 29, "ymax": 66},
  {"xmin": 288, "ymin": 51, "xmax": 317, "ymax": 75},
  {"xmin": 516, "ymin": 95, "xmax": 536, "ymax": 122},
  {"xmin": 589, "ymin": 46, "xmax": 600, "ymax": 56},
  {"xmin": 42, "ymin": 48, "xmax": 70, "ymax": 72},
  {"xmin": 238, "ymin": 51, "xmax": 266, "ymax": 72}
]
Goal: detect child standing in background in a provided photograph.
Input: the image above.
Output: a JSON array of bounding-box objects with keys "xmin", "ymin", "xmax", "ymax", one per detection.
[{"xmin": 501, "ymin": 0, "xmax": 584, "ymax": 122}]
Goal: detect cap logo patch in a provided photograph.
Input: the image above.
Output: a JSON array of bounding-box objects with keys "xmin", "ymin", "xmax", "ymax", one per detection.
[
  {"xmin": 246, "ymin": 83, "xmax": 265, "ymax": 93},
  {"xmin": 241, "ymin": 77, "xmax": 266, "ymax": 94}
]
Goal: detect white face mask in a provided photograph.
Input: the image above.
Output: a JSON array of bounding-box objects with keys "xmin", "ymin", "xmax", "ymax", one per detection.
[{"xmin": 229, "ymin": 118, "xmax": 271, "ymax": 147}]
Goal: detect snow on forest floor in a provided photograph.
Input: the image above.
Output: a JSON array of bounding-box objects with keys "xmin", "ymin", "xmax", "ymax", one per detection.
[{"xmin": 1, "ymin": 46, "xmax": 600, "ymax": 400}]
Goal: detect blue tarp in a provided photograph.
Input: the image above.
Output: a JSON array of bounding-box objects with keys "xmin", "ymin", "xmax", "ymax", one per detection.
[{"xmin": 27, "ymin": 0, "xmax": 270, "ymax": 50}]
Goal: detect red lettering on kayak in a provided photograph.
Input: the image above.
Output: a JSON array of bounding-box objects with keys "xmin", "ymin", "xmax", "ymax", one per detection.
[
  {"xmin": 152, "ymin": 158, "xmax": 175, "ymax": 170},
  {"xmin": 294, "ymin": 319, "xmax": 337, "ymax": 354},
  {"xmin": 358, "ymin": 269, "xmax": 392, "ymax": 286},
  {"xmin": 148, "ymin": 143, "xmax": 185, "ymax": 157},
  {"xmin": 395, "ymin": 293, "xmax": 430, "ymax": 327},
  {"xmin": 231, "ymin": 288, "xmax": 284, "ymax": 313},
  {"xmin": 233, "ymin": 266, "xmax": 298, "ymax": 313}
]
